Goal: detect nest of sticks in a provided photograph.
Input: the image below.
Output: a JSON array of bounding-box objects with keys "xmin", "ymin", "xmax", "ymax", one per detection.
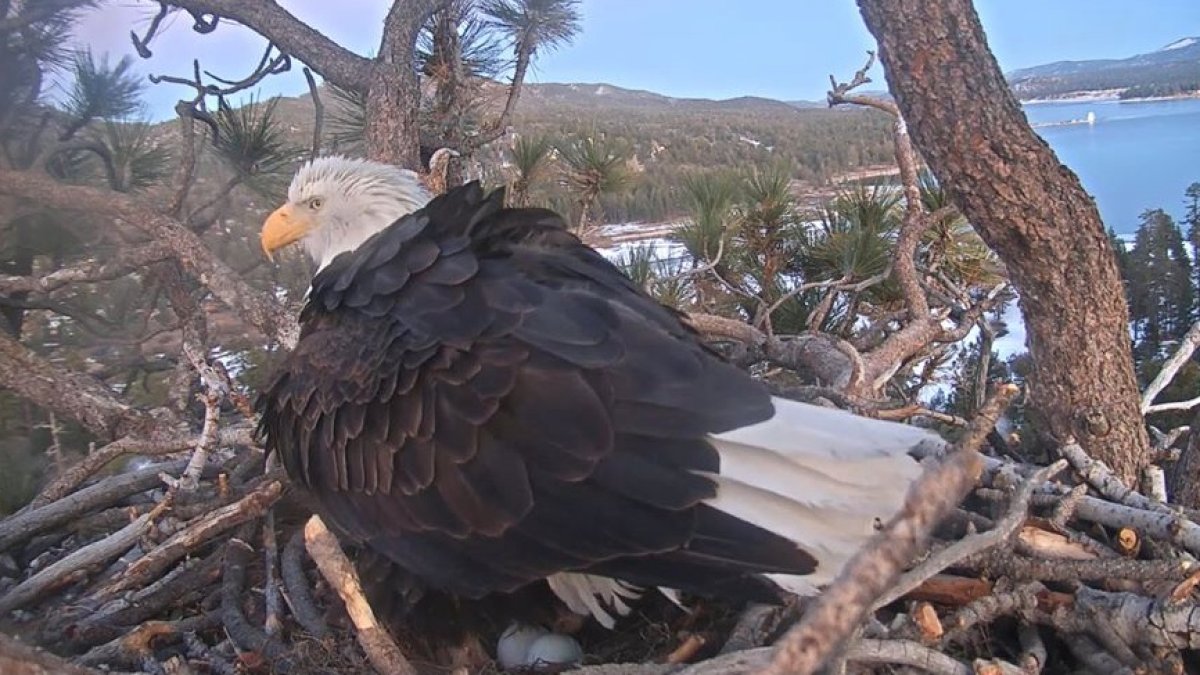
[{"xmin": 1, "ymin": 386, "xmax": 1198, "ymax": 675}]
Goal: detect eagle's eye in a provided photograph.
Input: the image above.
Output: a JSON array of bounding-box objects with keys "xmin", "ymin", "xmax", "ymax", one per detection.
[{"xmin": 308, "ymin": 197, "xmax": 324, "ymax": 210}]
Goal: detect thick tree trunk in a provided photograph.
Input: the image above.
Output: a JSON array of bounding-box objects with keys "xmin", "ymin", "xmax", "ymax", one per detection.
[
  {"xmin": 857, "ymin": 0, "xmax": 1151, "ymax": 482},
  {"xmin": 364, "ymin": 66, "xmax": 425, "ymax": 170},
  {"xmin": 366, "ymin": 0, "xmax": 444, "ymax": 170}
]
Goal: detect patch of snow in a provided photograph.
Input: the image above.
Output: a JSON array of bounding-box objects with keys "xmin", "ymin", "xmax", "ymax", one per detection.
[{"xmin": 1163, "ymin": 37, "xmax": 1198, "ymax": 51}]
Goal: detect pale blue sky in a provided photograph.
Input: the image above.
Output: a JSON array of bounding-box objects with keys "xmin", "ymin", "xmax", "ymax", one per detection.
[{"xmin": 74, "ymin": 1, "xmax": 1200, "ymax": 118}]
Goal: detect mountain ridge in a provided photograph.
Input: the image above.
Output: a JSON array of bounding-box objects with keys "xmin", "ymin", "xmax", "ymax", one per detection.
[{"xmin": 1006, "ymin": 37, "xmax": 1200, "ymax": 100}]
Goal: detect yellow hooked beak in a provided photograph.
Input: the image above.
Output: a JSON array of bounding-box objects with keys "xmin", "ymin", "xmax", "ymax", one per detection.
[{"xmin": 260, "ymin": 203, "xmax": 314, "ymax": 261}]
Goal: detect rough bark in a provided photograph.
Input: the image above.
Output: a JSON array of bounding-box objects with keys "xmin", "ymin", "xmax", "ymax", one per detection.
[
  {"xmin": 1169, "ymin": 411, "xmax": 1200, "ymax": 508},
  {"xmin": 857, "ymin": 0, "xmax": 1152, "ymax": 482},
  {"xmin": 366, "ymin": 0, "xmax": 445, "ymax": 169}
]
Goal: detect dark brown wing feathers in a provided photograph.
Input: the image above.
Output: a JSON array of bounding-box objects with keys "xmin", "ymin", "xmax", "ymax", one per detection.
[{"xmin": 257, "ymin": 182, "xmax": 816, "ymax": 599}]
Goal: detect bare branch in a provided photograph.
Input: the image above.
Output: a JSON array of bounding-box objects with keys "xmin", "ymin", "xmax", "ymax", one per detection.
[
  {"xmin": 0, "ymin": 242, "xmax": 173, "ymax": 296},
  {"xmin": 0, "ymin": 331, "xmax": 158, "ymax": 438},
  {"xmin": 874, "ymin": 458, "xmax": 1066, "ymax": 610},
  {"xmin": 303, "ymin": 66, "xmax": 324, "ymax": 160},
  {"xmin": 1142, "ymin": 318, "xmax": 1200, "ymax": 412},
  {"xmin": 100, "ymin": 480, "xmax": 282, "ymax": 600},
  {"xmin": 759, "ymin": 432, "xmax": 986, "ymax": 673},
  {"xmin": 160, "ymin": 0, "xmax": 372, "ymax": 91},
  {"xmin": 305, "ymin": 515, "xmax": 417, "ymax": 675},
  {"xmin": 0, "ymin": 459, "xmax": 190, "ymax": 553},
  {"xmin": 281, "ymin": 530, "xmax": 331, "ymax": 639},
  {"xmin": 30, "ymin": 426, "xmax": 253, "ymax": 509},
  {"xmin": 0, "ymin": 500, "xmax": 169, "ymax": 615},
  {"xmin": 0, "ymin": 168, "xmax": 298, "ymax": 346},
  {"xmin": 1146, "ymin": 394, "xmax": 1200, "ymax": 415}
]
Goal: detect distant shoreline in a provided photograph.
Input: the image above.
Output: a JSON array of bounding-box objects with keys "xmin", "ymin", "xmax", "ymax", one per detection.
[{"xmin": 1021, "ymin": 90, "xmax": 1200, "ymax": 105}]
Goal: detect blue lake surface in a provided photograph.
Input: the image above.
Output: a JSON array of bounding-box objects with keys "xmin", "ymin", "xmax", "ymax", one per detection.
[{"xmin": 1023, "ymin": 98, "xmax": 1200, "ymax": 234}]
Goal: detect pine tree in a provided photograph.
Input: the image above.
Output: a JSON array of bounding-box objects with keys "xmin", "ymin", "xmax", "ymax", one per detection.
[
  {"xmin": 1127, "ymin": 209, "xmax": 1194, "ymax": 364},
  {"xmin": 1186, "ymin": 182, "xmax": 1200, "ymax": 291}
]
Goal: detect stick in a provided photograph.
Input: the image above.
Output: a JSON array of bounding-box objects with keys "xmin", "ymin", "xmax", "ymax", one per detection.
[
  {"xmin": 758, "ymin": 447, "xmax": 983, "ymax": 674},
  {"xmin": 304, "ymin": 515, "xmax": 416, "ymax": 675},
  {"xmin": 757, "ymin": 385, "xmax": 1011, "ymax": 675},
  {"xmin": 1058, "ymin": 443, "xmax": 1168, "ymax": 512},
  {"xmin": 0, "ymin": 459, "xmax": 188, "ymax": 553},
  {"xmin": 281, "ymin": 530, "xmax": 330, "ymax": 639},
  {"xmin": 874, "ymin": 459, "xmax": 1066, "ymax": 610},
  {"xmin": 96, "ymin": 480, "xmax": 281, "ymax": 600},
  {"xmin": 0, "ymin": 501, "xmax": 168, "ymax": 614},
  {"xmin": 220, "ymin": 537, "xmax": 294, "ymax": 667}
]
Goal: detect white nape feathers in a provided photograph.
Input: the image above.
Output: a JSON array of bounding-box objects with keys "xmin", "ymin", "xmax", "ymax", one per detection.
[{"xmin": 288, "ymin": 155, "xmax": 431, "ymax": 270}]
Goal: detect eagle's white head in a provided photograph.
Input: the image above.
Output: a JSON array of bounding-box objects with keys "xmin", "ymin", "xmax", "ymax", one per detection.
[{"xmin": 260, "ymin": 156, "xmax": 432, "ymax": 270}]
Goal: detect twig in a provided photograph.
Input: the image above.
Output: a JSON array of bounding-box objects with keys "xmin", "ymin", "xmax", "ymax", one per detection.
[
  {"xmin": 77, "ymin": 614, "xmax": 219, "ymax": 670},
  {"xmin": 221, "ymin": 537, "xmax": 294, "ymax": 668},
  {"xmin": 303, "ymin": 66, "xmax": 323, "ymax": 160},
  {"xmin": 281, "ymin": 530, "xmax": 330, "ymax": 639},
  {"xmin": 0, "ymin": 500, "xmax": 169, "ymax": 614},
  {"xmin": 304, "ymin": 515, "xmax": 417, "ymax": 675},
  {"xmin": 758, "ymin": 440, "xmax": 984, "ymax": 674},
  {"xmin": 874, "ymin": 458, "xmax": 1066, "ymax": 610},
  {"xmin": 941, "ymin": 582, "xmax": 1045, "ymax": 644},
  {"xmin": 0, "ymin": 459, "xmax": 190, "ymax": 553},
  {"xmin": 96, "ymin": 480, "xmax": 282, "ymax": 600},
  {"xmin": 1058, "ymin": 442, "xmax": 1168, "ymax": 512},
  {"xmin": 1142, "ymin": 318, "xmax": 1200, "ymax": 413},
  {"xmin": 1146, "ymin": 394, "xmax": 1200, "ymax": 414},
  {"xmin": 263, "ymin": 508, "xmax": 283, "ymax": 637},
  {"xmin": 29, "ymin": 427, "xmax": 252, "ymax": 509},
  {"xmin": 67, "ymin": 549, "xmax": 224, "ymax": 650}
]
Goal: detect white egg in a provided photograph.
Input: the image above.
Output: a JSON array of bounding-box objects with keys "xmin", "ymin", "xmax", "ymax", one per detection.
[
  {"xmin": 524, "ymin": 633, "xmax": 584, "ymax": 669},
  {"xmin": 496, "ymin": 622, "xmax": 550, "ymax": 670}
]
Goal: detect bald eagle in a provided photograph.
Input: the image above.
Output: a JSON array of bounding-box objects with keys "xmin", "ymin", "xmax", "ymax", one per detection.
[{"xmin": 257, "ymin": 156, "xmax": 940, "ymax": 627}]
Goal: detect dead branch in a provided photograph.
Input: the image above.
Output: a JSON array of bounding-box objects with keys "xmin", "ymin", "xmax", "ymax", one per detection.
[
  {"xmin": 303, "ymin": 66, "xmax": 323, "ymax": 160},
  {"xmin": 155, "ymin": 0, "xmax": 371, "ymax": 91},
  {"xmin": 66, "ymin": 548, "xmax": 225, "ymax": 650},
  {"xmin": 29, "ymin": 426, "xmax": 253, "ymax": 509},
  {"xmin": 77, "ymin": 613, "xmax": 219, "ymax": 670},
  {"xmin": 942, "ymin": 582, "xmax": 1046, "ymax": 644},
  {"xmin": 1146, "ymin": 394, "xmax": 1200, "ymax": 415},
  {"xmin": 97, "ymin": 480, "xmax": 281, "ymax": 601},
  {"xmin": 220, "ymin": 537, "xmax": 295, "ymax": 667},
  {"xmin": 1058, "ymin": 442, "xmax": 1169, "ymax": 513},
  {"xmin": 0, "ymin": 243, "xmax": 174, "ymax": 296},
  {"xmin": 874, "ymin": 458, "xmax": 1066, "ymax": 610},
  {"xmin": 1142, "ymin": 318, "xmax": 1200, "ymax": 413},
  {"xmin": 0, "ymin": 168, "xmax": 299, "ymax": 347},
  {"xmin": 280, "ymin": 529, "xmax": 331, "ymax": 639},
  {"xmin": 0, "ymin": 633, "xmax": 103, "ymax": 675},
  {"xmin": 0, "ymin": 332, "xmax": 162, "ymax": 438},
  {"xmin": 0, "ymin": 500, "xmax": 169, "ymax": 615},
  {"xmin": 304, "ymin": 515, "xmax": 417, "ymax": 675},
  {"xmin": 758, "ymin": 440, "xmax": 984, "ymax": 673},
  {"xmin": 0, "ymin": 459, "xmax": 191, "ymax": 553}
]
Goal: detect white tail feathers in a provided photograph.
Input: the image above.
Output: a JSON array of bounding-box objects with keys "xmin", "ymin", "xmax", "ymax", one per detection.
[
  {"xmin": 706, "ymin": 396, "xmax": 940, "ymax": 593},
  {"xmin": 547, "ymin": 397, "xmax": 944, "ymax": 627}
]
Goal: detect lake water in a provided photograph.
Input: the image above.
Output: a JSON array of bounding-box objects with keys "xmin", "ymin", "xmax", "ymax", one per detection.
[{"xmin": 1024, "ymin": 98, "xmax": 1200, "ymax": 234}]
